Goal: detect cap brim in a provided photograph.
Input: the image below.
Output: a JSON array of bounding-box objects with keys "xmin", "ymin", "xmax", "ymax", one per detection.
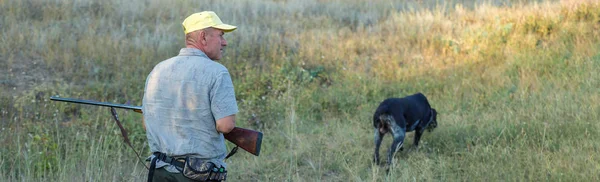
[{"xmin": 213, "ymin": 24, "xmax": 237, "ymax": 32}]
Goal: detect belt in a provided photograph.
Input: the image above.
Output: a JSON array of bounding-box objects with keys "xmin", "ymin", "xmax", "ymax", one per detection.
[
  {"xmin": 154, "ymin": 152, "xmax": 185, "ymax": 168},
  {"xmin": 148, "ymin": 152, "xmax": 228, "ymax": 182}
]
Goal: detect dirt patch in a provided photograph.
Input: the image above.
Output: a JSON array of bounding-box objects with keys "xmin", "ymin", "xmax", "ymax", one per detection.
[
  {"xmin": 1, "ymin": 53, "xmax": 70, "ymax": 127},
  {"xmin": 1, "ymin": 54, "xmax": 61, "ymax": 98}
]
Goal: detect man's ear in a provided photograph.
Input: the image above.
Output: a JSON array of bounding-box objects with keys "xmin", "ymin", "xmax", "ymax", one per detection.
[{"xmin": 199, "ymin": 31, "xmax": 207, "ymax": 45}]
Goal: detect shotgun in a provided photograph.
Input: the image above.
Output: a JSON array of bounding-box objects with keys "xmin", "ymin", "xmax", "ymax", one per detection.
[{"xmin": 50, "ymin": 96, "xmax": 262, "ymax": 156}]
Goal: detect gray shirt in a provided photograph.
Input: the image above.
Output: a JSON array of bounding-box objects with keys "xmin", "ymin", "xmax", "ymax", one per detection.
[{"xmin": 142, "ymin": 48, "xmax": 238, "ymax": 171}]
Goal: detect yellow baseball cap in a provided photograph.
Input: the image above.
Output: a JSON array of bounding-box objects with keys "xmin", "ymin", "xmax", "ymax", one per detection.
[{"xmin": 182, "ymin": 11, "xmax": 237, "ymax": 34}]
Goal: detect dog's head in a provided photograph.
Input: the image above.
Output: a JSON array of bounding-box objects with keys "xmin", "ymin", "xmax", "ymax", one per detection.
[{"xmin": 426, "ymin": 108, "xmax": 438, "ymax": 132}]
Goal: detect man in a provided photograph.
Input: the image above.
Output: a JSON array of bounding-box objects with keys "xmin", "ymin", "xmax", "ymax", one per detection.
[{"xmin": 142, "ymin": 11, "xmax": 238, "ymax": 182}]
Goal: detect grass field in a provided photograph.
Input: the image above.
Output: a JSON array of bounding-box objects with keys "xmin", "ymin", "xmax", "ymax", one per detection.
[{"xmin": 1, "ymin": 0, "xmax": 599, "ymax": 181}]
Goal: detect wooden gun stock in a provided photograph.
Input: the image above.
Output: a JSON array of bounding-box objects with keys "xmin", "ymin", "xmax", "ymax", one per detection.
[
  {"xmin": 224, "ymin": 127, "xmax": 262, "ymax": 156},
  {"xmin": 50, "ymin": 96, "xmax": 262, "ymax": 156}
]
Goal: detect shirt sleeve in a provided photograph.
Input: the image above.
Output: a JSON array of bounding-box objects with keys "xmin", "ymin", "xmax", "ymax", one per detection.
[{"xmin": 210, "ymin": 70, "xmax": 239, "ymax": 120}]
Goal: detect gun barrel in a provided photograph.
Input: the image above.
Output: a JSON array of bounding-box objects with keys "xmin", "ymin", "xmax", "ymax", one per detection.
[{"xmin": 50, "ymin": 96, "xmax": 142, "ymax": 113}]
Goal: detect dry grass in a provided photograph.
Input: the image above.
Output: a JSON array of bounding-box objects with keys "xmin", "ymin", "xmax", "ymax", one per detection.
[{"xmin": 1, "ymin": 0, "xmax": 599, "ymax": 181}]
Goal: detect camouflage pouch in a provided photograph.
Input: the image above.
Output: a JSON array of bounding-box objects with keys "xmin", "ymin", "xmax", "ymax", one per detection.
[{"xmin": 182, "ymin": 157, "xmax": 227, "ymax": 181}]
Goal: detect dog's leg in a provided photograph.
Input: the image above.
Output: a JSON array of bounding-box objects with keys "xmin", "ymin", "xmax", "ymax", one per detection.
[
  {"xmin": 387, "ymin": 131, "xmax": 405, "ymax": 166},
  {"xmin": 413, "ymin": 129, "xmax": 424, "ymax": 150},
  {"xmin": 374, "ymin": 128, "xmax": 384, "ymax": 164},
  {"xmin": 387, "ymin": 119, "xmax": 406, "ymax": 166}
]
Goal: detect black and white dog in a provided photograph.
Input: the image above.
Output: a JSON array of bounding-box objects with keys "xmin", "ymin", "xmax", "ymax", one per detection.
[{"xmin": 373, "ymin": 92, "xmax": 438, "ymax": 166}]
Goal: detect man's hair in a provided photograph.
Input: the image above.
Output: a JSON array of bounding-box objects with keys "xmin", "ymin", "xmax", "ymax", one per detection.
[
  {"xmin": 185, "ymin": 28, "xmax": 215, "ymax": 46},
  {"xmin": 185, "ymin": 30, "xmax": 199, "ymax": 46}
]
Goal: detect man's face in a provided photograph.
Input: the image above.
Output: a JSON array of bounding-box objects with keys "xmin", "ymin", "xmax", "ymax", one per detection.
[{"xmin": 204, "ymin": 28, "xmax": 227, "ymax": 60}]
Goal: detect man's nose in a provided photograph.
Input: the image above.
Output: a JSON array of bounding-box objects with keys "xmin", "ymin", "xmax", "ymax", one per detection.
[{"xmin": 222, "ymin": 39, "xmax": 227, "ymax": 46}]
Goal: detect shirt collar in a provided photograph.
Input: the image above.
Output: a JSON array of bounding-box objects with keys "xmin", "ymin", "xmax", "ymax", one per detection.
[{"xmin": 178, "ymin": 48, "xmax": 209, "ymax": 58}]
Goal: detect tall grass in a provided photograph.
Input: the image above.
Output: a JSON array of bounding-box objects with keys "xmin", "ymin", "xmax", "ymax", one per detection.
[{"xmin": 1, "ymin": 0, "xmax": 599, "ymax": 181}]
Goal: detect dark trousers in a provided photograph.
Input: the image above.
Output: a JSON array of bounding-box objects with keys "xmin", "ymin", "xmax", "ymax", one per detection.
[
  {"xmin": 152, "ymin": 167, "xmax": 195, "ymax": 182},
  {"xmin": 152, "ymin": 167, "xmax": 223, "ymax": 182}
]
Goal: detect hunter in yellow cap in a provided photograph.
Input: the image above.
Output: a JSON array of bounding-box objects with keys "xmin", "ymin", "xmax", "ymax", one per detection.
[
  {"xmin": 182, "ymin": 11, "xmax": 237, "ymax": 34},
  {"xmin": 144, "ymin": 11, "xmax": 240, "ymax": 181},
  {"xmin": 178, "ymin": 11, "xmax": 236, "ymax": 60}
]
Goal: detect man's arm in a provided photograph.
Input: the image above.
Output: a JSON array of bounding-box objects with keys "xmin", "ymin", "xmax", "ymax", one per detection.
[{"xmin": 216, "ymin": 115, "xmax": 236, "ymax": 133}]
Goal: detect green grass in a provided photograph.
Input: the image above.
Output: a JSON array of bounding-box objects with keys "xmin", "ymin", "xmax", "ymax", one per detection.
[{"xmin": 1, "ymin": 0, "xmax": 599, "ymax": 181}]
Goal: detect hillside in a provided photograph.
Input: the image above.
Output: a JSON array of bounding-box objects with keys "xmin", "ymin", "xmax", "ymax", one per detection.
[{"xmin": 1, "ymin": 0, "xmax": 599, "ymax": 181}]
